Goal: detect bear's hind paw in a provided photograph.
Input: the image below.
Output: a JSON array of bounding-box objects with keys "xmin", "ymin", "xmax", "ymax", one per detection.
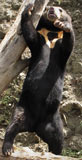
[{"xmin": 2, "ymin": 142, "xmax": 14, "ymax": 156}]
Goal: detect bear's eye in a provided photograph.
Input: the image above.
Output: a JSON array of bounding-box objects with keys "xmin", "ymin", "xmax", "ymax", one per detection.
[
  {"xmin": 59, "ymin": 9, "xmax": 62, "ymax": 12},
  {"xmin": 45, "ymin": 6, "xmax": 50, "ymax": 11}
]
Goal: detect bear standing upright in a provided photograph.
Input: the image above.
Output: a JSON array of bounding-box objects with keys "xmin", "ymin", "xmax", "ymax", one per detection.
[{"xmin": 2, "ymin": 4, "xmax": 75, "ymax": 156}]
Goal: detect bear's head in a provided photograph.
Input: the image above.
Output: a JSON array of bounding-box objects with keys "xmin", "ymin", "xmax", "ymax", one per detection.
[
  {"xmin": 43, "ymin": 6, "xmax": 71, "ymax": 23},
  {"xmin": 37, "ymin": 6, "xmax": 71, "ymax": 31}
]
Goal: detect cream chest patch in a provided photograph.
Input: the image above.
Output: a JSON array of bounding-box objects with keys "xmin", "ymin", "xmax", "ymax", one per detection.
[{"xmin": 38, "ymin": 28, "xmax": 63, "ymax": 49}]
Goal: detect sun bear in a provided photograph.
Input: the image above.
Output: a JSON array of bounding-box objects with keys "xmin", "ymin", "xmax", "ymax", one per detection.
[{"xmin": 2, "ymin": 4, "xmax": 75, "ymax": 156}]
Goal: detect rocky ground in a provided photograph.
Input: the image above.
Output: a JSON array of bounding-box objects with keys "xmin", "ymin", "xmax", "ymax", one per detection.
[{"xmin": 0, "ymin": 0, "xmax": 82, "ymax": 159}]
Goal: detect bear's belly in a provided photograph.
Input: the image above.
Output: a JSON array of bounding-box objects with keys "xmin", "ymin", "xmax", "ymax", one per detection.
[{"xmin": 23, "ymin": 70, "xmax": 64, "ymax": 104}]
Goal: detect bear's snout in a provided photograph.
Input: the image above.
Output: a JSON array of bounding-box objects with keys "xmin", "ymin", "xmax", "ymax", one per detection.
[
  {"xmin": 48, "ymin": 7, "xmax": 57, "ymax": 21},
  {"xmin": 49, "ymin": 7, "xmax": 54, "ymax": 14}
]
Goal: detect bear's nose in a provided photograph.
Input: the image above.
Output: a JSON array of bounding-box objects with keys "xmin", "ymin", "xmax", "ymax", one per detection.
[{"xmin": 49, "ymin": 7, "xmax": 54, "ymax": 14}]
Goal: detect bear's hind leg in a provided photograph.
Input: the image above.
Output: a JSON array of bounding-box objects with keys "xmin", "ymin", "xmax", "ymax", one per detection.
[
  {"xmin": 36, "ymin": 111, "xmax": 64, "ymax": 155},
  {"xmin": 2, "ymin": 106, "xmax": 27, "ymax": 156}
]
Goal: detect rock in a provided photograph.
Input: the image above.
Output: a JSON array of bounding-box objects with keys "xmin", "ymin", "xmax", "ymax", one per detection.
[
  {"xmin": 68, "ymin": 135, "xmax": 82, "ymax": 150},
  {"xmin": 0, "ymin": 8, "xmax": 5, "ymax": 21},
  {"xmin": 63, "ymin": 91, "xmax": 69, "ymax": 99},
  {"xmin": 72, "ymin": 61, "xmax": 82, "ymax": 74},
  {"xmin": 61, "ymin": 101, "xmax": 82, "ymax": 113},
  {"xmin": 0, "ymin": 23, "xmax": 10, "ymax": 33},
  {"xmin": 12, "ymin": 0, "xmax": 21, "ymax": 10},
  {"xmin": 5, "ymin": 0, "xmax": 12, "ymax": 3},
  {"xmin": 61, "ymin": 101, "xmax": 82, "ymax": 152},
  {"xmin": 4, "ymin": 9, "xmax": 13, "ymax": 21},
  {"xmin": 0, "ymin": 140, "xmax": 80, "ymax": 160},
  {"xmin": 77, "ymin": 0, "xmax": 82, "ymax": 4}
]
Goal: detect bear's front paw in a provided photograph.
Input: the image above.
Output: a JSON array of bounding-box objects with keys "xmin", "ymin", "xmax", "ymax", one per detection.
[
  {"xmin": 54, "ymin": 19, "xmax": 71, "ymax": 32},
  {"xmin": 22, "ymin": 3, "xmax": 34, "ymax": 19},
  {"xmin": 54, "ymin": 19, "xmax": 64, "ymax": 28},
  {"xmin": 2, "ymin": 142, "xmax": 14, "ymax": 156},
  {"xmin": 27, "ymin": 3, "xmax": 34, "ymax": 16}
]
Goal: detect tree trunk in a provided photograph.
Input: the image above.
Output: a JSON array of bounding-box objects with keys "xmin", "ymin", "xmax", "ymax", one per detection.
[{"xmin": 0, "ymin": 0, "xmax": 49, "ymax": 95}]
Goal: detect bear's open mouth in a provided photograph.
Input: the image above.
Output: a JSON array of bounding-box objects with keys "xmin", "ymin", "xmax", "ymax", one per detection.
[
  {"xmin": 48, "ymin": 13, "xmax": 57, "ymax": 21},
  {"xmin": 48, "ymin": 13, "xmax": 57, "ymax": 18}
]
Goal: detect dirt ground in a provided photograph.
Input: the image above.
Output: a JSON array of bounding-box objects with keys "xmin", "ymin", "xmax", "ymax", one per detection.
[{"xmin": 0, "ymin": 0, "xmax": 82, "ymax": 158}]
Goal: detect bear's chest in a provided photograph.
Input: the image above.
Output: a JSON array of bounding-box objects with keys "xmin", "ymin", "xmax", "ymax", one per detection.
[{"xmin": 38, "ymin": 28, "xmax": 63, "ymax": 48}]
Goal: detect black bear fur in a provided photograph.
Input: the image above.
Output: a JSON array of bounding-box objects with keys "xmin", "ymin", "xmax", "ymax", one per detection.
[{"xmin": 2, "ymin": 4, "xmax": 75, "ymax": 156}]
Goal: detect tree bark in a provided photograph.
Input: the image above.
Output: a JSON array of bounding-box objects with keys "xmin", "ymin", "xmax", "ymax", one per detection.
[{"xmin": 0, "ymin": 0, "xmax": 49, "ymax": 95}]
